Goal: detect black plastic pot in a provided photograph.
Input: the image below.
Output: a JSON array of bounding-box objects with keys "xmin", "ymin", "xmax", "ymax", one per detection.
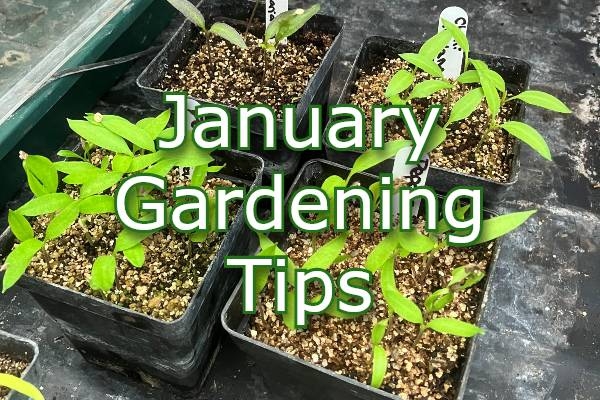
[
  {"xmin": 222, "ymin": 158, "xmax": 502, "ymax": 400},
  {"xmin": 0, "ymin": 150, "xmax": 264, "ymax": 388},
  {"xmin": 324, "ymin": 36, "xmax": 531, "ymax": 203},
  {"xmin": 136, "ymin": 0, "xmax": 344, "ymax": 179},
  {"xmin": 0, "ymin": 330, "xmax": 39, "ymax": 400}
]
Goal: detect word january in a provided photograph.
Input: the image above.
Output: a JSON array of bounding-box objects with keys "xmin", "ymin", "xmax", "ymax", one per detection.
[{"xmin": 162, "ymin": 93, "xmax": 442, "ymax": 162}]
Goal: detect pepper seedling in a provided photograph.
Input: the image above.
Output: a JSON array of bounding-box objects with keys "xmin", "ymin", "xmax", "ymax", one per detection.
[
  {"xmin": 259, "ymin": 4, "xmax": 320, "ymax": 80},
  {"xmin": 165, "ymin": 0, "xmax": 247, "ymax": 69},
  {"xmin": 384, "ymin": 18, "xmax": 571, "ymax": 161},
  {"xmin": 369, "ymin": 260, "xmax": 486, "ymax": 389},
  {"xmin": 1, "ymin": 110, "xmax": 226, "ymax": 296}
]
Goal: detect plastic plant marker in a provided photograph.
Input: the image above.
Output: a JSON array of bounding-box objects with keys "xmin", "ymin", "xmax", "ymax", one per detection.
[{"xmin": 436, "ymin": 6, "xmax": 469, "ymax": 79}]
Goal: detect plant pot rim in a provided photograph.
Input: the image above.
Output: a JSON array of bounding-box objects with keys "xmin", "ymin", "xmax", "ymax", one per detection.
[
  {"xmin": 0, "ymin": 329, "xmax": 39, "ymax": 384},
  {"xmin": 136, "ymin": 0, "xmax": 345, "ymax": 122},
  {"xmin": 325, "ymin": 34, "xmax": 533, "ymax": 188},
  {"xmin": 222, "ymin": 158, "xmax": 503, "ymax": 400},
  {"xmin": 1, "ymin": 149, "xmax": 264, "ymax": 327}
]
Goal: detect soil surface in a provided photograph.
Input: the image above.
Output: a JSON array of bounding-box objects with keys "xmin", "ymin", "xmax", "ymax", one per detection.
[
  {"xmin": 350, "ymin": 58, "xmax": 517, "ymax": 183},
  {"xmin": 158, "ymin": 28, "xmax": 333, "ymax": 114},
  {"xmin": 248, "ymin": 207, "xmax": 494, "ymax": 399},
  {"xmin": 21, "ymin": 152, "xmax": 238, "ymax": 322},
  {"xmin": 0, "ymin": 352, "xmax": 29, "ymax": 399}
]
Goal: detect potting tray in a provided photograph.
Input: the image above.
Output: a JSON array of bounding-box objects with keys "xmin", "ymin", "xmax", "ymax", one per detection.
[
  {"xmin": 0, "ymin": 0, "xmax": 175, "ymax": 207},
  {"xmin": 0, "ymin": 0, "xmax": 598, "ymax": 399}
]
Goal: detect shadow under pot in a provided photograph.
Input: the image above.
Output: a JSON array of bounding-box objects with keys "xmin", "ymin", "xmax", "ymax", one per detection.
[
  {"xmin": 0, "ymin": 330, "xmax": 39, "ymax": 400},
  {"xmin": 0, "ymin": 150, "xmax": 264, "ymax": 388},
  {"xmin": 324, "ymin": 36, "xmax": 531, "ymax": 203},
  {"xmin": 137, "ymin": 0, "xmax": 344, "ymax": 180},
  {"xmin": 222, "ymin": 158, "xmax": 503, "ymax": 400}
]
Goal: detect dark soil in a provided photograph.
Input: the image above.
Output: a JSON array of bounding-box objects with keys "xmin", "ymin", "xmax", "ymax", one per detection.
[
  {"xmin": 350, "ymin": 58, "xmax": 517, "ymax": 183},
  {"xmin": 158, "ymin": 29, "xmax": 333, "ymax": 114},
  {"xmin": 0, "ymin": 352, "xmax": 29, "ymax": 399},
  {"xmin": 248, "ymin": 207, "xmax": 495, "ymax": 399}
]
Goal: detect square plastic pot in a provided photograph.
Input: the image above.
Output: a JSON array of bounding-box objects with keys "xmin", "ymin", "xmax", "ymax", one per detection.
[
  {"xmin": 0, "ymin": 150, "xmax": 264, "ymax": 388},
  {"xmin": 136, "ymin": 0, "xmax": 344, "ymax": 179},
  {"xmin": 0, "ymin": 330, "xmax": 39, "ymax": 400},
  {"xmin": 324, "ymin": 36, "xmax": 531, "ymax": 203},
  {"xmin": 221, "ymin": 158, "xmax": 502, "ymax": 400}
]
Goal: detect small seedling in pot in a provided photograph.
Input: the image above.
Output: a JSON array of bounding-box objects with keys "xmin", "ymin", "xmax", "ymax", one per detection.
[
  {"xmin": 165, "ymin": 0, "xmax": 247, "ymax": 69},
  {"xmin": 1, "ymin": 109, "xmax": 226, "ymax": 300},
  {"xmin": 368, "ymin": 259, "xmax": 486, "ymax": 389},
  {"xmin": 259, "ymin": 4, "xmax": 321, "ymax": 80},
  {"xmin": 384, "ymin": 18, "xmax": 571, "ymax": 162}
]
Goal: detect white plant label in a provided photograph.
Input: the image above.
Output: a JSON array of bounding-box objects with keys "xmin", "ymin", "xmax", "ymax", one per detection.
[
  {"xmin": 266, "ymin": 0, "xmax": 289, "ymax": 25},
  {"xmin": 436, "ymin": 6, "xmax": 468, "ymax": 79},
  {"xmin": 392, "ymin": 146, "xmax": 431, "ymax": 219}
]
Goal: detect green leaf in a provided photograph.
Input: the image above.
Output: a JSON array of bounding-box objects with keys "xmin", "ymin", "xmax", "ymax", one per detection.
[
  {"xmin": 370, "ymin": 344, "xmax": 388, "ymax": 389},
  {"xmin": 469, "ymin": 209, "xmax": 537, "ymax": 246},
  {"xmin": 426, "ymin": 317, "xmax": 483, "ymax": 337},
  {"xmin": 136, "ymin": 110, "xmax": 171, "ymax": 139},
  {"xmin": 67, "ymin": 119, "xmax": 132, "ymax": 155},
  {"xmin": 396, "ymin": 230, "xmax": 435, "ymax": 253},
  {"xmin": 79, "ymin": 195, "xmax": 115, "ymax": 214},
  {"xmin": 435, "ymin": 203, "xmax": 470, "ymax": 235},
  {"xmin": 54, "ymin": 161, "xmax": 101, "ymax": 176},
  {"xmin": 501, "ymin": 121, "xmax": 551, "ymax": 160},
  {"xmin": 422, "ymin": 124, "xmax": 447, "ymax": 154},
  {"xmin": 369, "ymin": 182, "xmax": 381, "ymax": 204},
  {"xmin": 2, "ymin": 238, "xmax": 44, "ymax": 293},
  {"xmin": 380, "ymin": 257, "xmax": 423, "ymax": 324},
  {"xmin": 165, "ymin": 0, "xmax": 205, "ymax": 30},
  {"xmin": 112, "ymin": 154, "xmax": 133, "ymax": 173},
  {"xmin": 446, "ymin": 88, "xmax": 484, "ymax": 126},
  {"xmin": 23, "ymin": 155, "xmax": 58, "ymax": 197},
  {"xmin": 0, "ymin": 373, "xmax": 45, "ymax": 400},
  {"xmin": 17, "ymin": 193, "xmax": 74, "ymax": 216},
  {"xmin": 457, "ymin": 70, "xmax": 479, "ymax": 85},
  {"xmin": 409, "ymin": 79, "xmax": 453, "ymax": 100},
  {"xmin": 191, "ymin": 164, "xmax": 208, "ymax": 187},
  {"xmin": 101, "ymin": 115, "xmax": 156, "ymax": 152},
  {"xmin": 365, "ymin": 232, "xmax": 399, "ymax": 272},
  {"xmin": 347, "ymin": 140, "xmax": 412, "ymax": 183},
  {"xmin": 252, "ymin": 244, "xmax": 279, "ymax": 299},
  {"xmin": 400, "ymin": 53, "xmax": 443, "ymax": 77},
  {"xmin": 268, "ymin": 5, "xmax": 320, "ymax": 42},
  {"xmin": 8, "ymin": 210, "xmax": 34, "ymax": 242},
  {"xmin": 123, "ymin": 243, "xmax": 145, "ymax": 268},
  {"xmin": 448, "ymin": 266, "xmax": 469, "ymax": 286},
  {"xmin": 115, "ymin": 228, "xmax": 154, "ymax": 252},
  {"xmin": 441, "ymin": 18, "xmax": 469, "ymax": 56},
  {"xmin": 45, "ymin": 201, "xmax": 80, "ymax": 241},
  {"xmin": 419, "ymin": 29, "xmax": 453, "ymax": 60},
  {"xmin": 128, "ymin": 152, "xmax": 164, "ymax": 172},
  {"xmin": 89, "ymin": 255, "xmax": 117, "ymax": 293},
  {"xmin": 57, "ymin": 149, "xmax": 84, "ymax": 160},
  {"xmin": 371, "ymin": 318, "xmax": 389, "ymax": 345},
  {"xmin": 424, "ymin": 288, "xmax": 454, "ymax": 313},
  {"xmin": 80, "ymin": 171, "xmax": 123, "ymax": 198},
  {"xmin": 385, "ymin": 70, "xmax": 414, "ymax": 98},
  {"xmin": 471, "ymin": 60, "xmax": 500, "ymax": 117},
  {"xmin": 485, "ymin": 69, "xmax": 506, "ymax": 94},
  {"xmin": 321, "ymin": 175, "xmax": 346, "ymax": 199},
  {"xmin": 510, "ymin": 90, "xmax": 571, "ymax": 113},
  {"xmin": 209, "ymin": 22, "xmax": 247, "ymax": 49},
  {"xmin": 303, "ymin": 232, "xmax": 349, "ymax": 270},
  {"xmin": 460, "ymin": 271, "xmax": 485, "ymax": 290}
]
